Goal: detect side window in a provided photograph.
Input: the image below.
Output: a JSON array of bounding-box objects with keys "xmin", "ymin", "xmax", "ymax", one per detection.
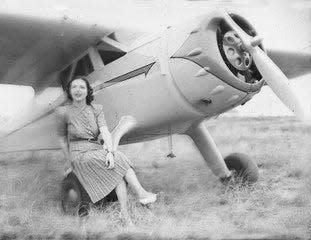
[
  {"xmin": 73, "ymin": 54, "xmax": 94, "ymax": 78},
  {"xmin": 98, "ymin": 49, "xmax": 126, "ymax": 65},
  {"xmin": 97, "ymin": 38, "xmax": 127, "ymax": 65},
  {"xmin": 58, "ymin": 54, "xmax": 94, "ymax": 90}
]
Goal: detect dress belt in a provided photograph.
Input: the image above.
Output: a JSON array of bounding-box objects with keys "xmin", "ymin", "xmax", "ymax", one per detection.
[{"xmin": 70, "ymin": 137, "xmax": 99, "ymax": 143}]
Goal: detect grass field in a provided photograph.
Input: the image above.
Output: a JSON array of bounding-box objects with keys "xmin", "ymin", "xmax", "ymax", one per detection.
[{"xmin": 0, "ymin": 116, "xmax": 310, "ymax": 239}]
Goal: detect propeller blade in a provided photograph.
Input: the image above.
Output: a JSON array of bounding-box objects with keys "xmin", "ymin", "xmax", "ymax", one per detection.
[
  {"xmin": 247, "ymin": 47, "xmax": 306, "ymax": 119},
  {"xmin": 222, "ymin": 11, "xmax": 307, "ymax": 120}
]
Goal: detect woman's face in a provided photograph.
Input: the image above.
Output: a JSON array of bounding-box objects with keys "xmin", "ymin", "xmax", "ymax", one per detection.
[{"xmin": 70, "ymin": 78, "xmax": 88, "ymax": 103}]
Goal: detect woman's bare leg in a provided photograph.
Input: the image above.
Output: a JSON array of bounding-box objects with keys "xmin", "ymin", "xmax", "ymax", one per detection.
[
  {"xmin": 115, "ymin": 179, "xmax": 131, "ymax": 222},
  {"xmin": 124, "ymin": 168, "xmax": 153, "ymax": 199}
]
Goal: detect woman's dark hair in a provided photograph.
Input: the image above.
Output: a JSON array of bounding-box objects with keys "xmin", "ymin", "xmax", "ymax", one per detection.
[{"xmin": 65, "ymin": 76, "xmax": 94, "ymax": 105}]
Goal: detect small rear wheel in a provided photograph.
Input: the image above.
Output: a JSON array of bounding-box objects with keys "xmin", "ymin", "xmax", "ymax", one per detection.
[
  {"xmin": 61, "ymin": 172, "xmax": 119, "ymax": 216},
  {"xmin": 61, "ymin": 172, "xmax": 91, "ymax": 216},
  {"xmin": 223, "ymin": 152, "xmax": 259, "ymax": 183}
]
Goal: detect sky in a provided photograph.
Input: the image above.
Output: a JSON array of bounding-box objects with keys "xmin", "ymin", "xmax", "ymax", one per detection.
[{"xmin": 0, "ymin": 0, "xmax": 310, "ymax": 119}]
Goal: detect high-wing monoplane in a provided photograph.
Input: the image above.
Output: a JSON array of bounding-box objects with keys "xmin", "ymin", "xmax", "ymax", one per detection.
[{"xmin": 0, "ymin": 0, "xmax": 310, "ymax": 214}]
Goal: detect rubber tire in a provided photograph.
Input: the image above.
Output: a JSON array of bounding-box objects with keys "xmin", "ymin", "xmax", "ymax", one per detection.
[
  {"xmin": 224, "ymin": 152, "xmax": 259, "ymax": 183},
  {"xmin": 61, "ymin": 172, "xmax": 118, "ymax": 216},
  {"xmin": 61, "ymin": 172, "xmax": 91, "ymax": 216}
]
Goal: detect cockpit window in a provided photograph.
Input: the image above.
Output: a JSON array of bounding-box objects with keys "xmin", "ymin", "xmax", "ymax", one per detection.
[
  {"xmin": 98, "ymin": 49, "xmax": 126, "ymax": 65},
  {"xmin": 73, "ymin": 54, "xmax": 94, "ymax": 78},
  {"xmin": 96, "ymin": 38, "xmax": 127, "ymax": 65},
  {"xmin": 58, "ymin": 54, "xmax": 94, "ymax": 90}
]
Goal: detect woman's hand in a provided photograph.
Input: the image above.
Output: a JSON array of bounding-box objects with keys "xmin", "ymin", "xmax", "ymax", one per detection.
[{"xmin": 105, "ymin": 151, "xmax": 115, "ymax": 169}]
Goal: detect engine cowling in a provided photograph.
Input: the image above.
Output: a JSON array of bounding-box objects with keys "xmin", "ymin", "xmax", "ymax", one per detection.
[{"xmin": 168, "ymin": 11, "xmax": 265, "ymax": 115}]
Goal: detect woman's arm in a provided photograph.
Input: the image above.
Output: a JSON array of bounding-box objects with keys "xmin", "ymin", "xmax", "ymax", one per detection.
[
  {"xmin": 99, "ymin": 125, "xmax": 115, "ymax": 169},
  {"xmin": 99, "ymin": 126, "xmax": 113, "ymax": 152},
  {"xmin": 95, "ymin": 104, "xmax": 115, "ymax": 169}
]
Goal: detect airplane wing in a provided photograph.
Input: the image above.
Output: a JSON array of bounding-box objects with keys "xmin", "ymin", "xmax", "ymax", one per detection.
[
  {"xmin": 0, "ymin": 2, "xmax": 116, "ymax": 152},
  {"xmin": 267, "ymin": 49, "xmax": 311, "ymax": 79},
  {"xmin": 0, "ymin": 5, "xmax": 113, "ymax": 92}
]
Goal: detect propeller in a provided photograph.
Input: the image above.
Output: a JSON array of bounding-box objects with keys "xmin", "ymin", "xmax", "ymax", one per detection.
[{"xmin": 221, "ymin": 11, "xmax": 308, "ymax": 120}]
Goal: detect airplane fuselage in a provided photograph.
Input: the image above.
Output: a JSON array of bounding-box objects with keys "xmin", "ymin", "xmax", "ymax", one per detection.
[{"xmin": 90, "ymin": 12, "xmax": 264, "ymax": 144}]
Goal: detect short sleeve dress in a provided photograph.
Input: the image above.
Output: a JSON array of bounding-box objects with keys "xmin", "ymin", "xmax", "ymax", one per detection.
[{"xmin": 55, "ymin": 103, "xmax": 132, "ymax": 203}]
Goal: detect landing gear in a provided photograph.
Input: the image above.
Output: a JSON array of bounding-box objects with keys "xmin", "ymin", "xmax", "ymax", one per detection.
[
  {"xmin": 223, "ymin": 153, "xmax": 259, "ymax": 183},
  {"xmin": 187, "ymin": 121, "xmax": 232, "ymax": 179},
  {"xmin": 187, "ymin": 120, "xmax": 259, "ymax": 184},
  {"xmin": 61, "ymin": 172, "xmax": 118, "ymax": 216}
]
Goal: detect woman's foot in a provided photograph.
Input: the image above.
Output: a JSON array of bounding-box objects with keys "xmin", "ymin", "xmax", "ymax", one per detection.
[{"xmin": 139, "ymin": 192, "xmax": 157, "ymax": 205}]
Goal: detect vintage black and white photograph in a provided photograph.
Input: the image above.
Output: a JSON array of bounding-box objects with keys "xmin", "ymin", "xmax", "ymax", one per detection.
[{"xmin": 0, "ymin": 0, "xmax": 310, "ymax": 239}]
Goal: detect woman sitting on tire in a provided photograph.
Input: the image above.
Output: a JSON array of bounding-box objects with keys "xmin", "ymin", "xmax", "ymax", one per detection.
[{"xmin": 55, "ymin": 76, "xmax": 157, "ymax": 224}]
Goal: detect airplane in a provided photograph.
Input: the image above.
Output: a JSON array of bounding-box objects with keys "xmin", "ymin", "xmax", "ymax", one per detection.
[{"xmin": 0, "ymin": 0, "xmax": 310, "ymax": 215}]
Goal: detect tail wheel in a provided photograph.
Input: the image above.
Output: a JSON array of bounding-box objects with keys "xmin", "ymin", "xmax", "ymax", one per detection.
[
  {"xmin": 224, "ymin": 152, "xmax": 259, "ymax": 183},
  {"xmin": 61, "ymin": 172, "xmax": 91, "ymax": 216}
]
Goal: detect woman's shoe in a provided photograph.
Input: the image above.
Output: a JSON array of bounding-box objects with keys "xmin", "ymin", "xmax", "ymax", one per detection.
[{"xmin": 139, "ymin": 193, "xmax": 157, "ymax": 205}]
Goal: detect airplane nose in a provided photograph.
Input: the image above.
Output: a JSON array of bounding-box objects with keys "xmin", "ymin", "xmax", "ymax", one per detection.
[
  {"xmin": 167, "ymin": 12, "xmax": 265, "ymax": 115},
  {"xmin": 171, "ymin": 12, "xmax": 265, "ymax": 93}
]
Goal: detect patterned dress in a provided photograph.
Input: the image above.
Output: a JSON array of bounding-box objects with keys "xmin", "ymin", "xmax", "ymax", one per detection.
[{"xmin": 55, "ymin": 103, "xmax": 132, "ymax": 203}]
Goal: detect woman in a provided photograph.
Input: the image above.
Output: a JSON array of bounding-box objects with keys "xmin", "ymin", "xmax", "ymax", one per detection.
[{"xmin": 55, "ymin": 76, "xmax": 156, "ymax": 222}]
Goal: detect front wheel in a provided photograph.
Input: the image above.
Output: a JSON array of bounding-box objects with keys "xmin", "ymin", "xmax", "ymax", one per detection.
[{"xmin": 223, "ymin": 152, "xmax": 259, "ymax": 183}]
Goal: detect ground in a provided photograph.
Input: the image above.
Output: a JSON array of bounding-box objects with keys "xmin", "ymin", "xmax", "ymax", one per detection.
[{"xmin": 0, "ymin": 116, "xmax": 310, "ymax": 239}]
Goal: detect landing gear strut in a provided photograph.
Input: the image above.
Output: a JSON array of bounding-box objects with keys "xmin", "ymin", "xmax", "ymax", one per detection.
[{"xmin": 187, "ymin": 120, "xmax": 259, "ymax": 183}]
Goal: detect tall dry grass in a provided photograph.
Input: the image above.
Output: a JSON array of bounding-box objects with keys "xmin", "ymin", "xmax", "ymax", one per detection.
[{"xmin": 0, "ymin": 116, "xmax": 310, "ymax": 239}]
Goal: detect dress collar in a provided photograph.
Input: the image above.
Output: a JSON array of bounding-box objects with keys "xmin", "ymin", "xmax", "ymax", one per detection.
[
  {"xmin": 71, "ymin": 102, "xmax": 87, "ymax": 109},
  {"xmin": 70, "ymin": 103, "xmax": 88, "ymax": 114}
]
